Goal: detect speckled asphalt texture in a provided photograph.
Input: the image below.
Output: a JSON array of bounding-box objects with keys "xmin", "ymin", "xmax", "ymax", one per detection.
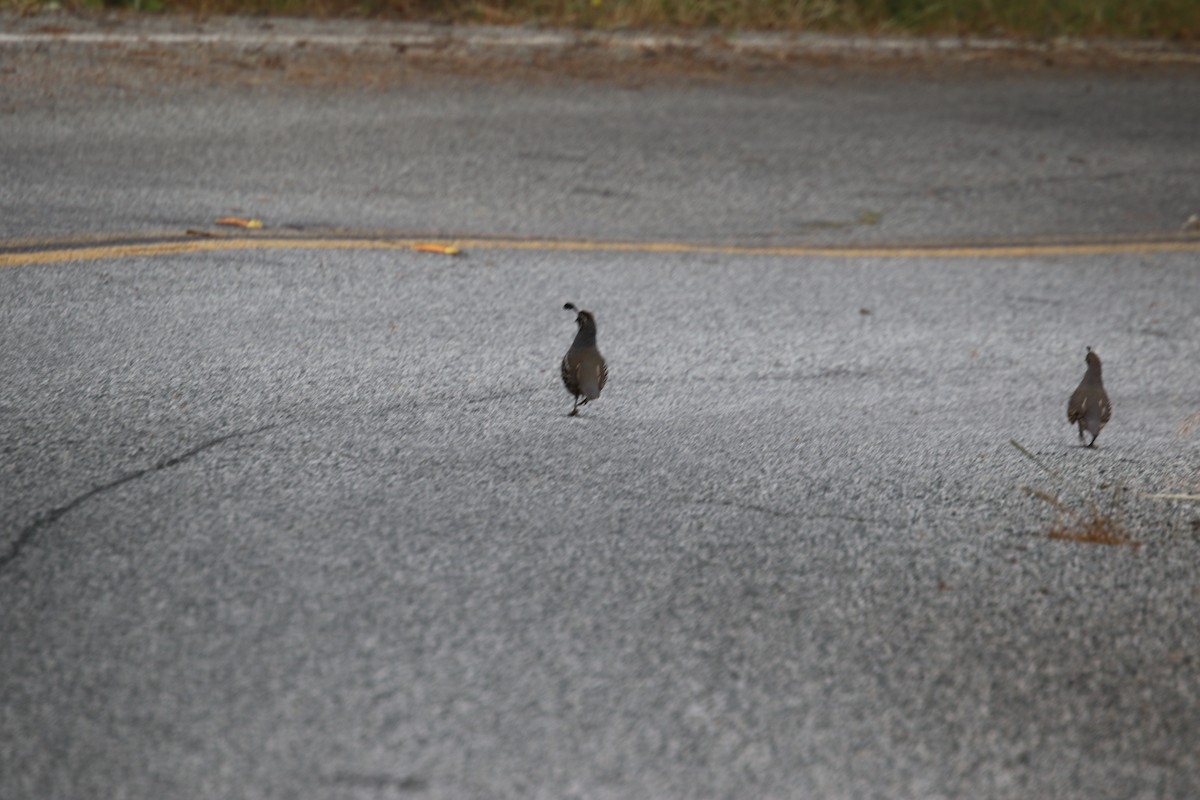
[{"xmin": 1, "ymin": 16, "xmax": 1199, "ymax": 800}]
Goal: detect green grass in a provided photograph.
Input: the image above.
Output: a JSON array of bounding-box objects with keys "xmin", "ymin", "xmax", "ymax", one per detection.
[{"xmin": 13, "ymin": 0, "xmax": 1200, "ymax": 39}]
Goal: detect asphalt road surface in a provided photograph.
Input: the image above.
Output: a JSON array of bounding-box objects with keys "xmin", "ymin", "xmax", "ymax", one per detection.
[{"xmin": 2, "ymin": 17, "xmax": 1199, "ymax": 800}]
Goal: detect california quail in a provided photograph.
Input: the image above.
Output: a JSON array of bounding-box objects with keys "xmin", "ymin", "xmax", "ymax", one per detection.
[
  {"xmin": 1067, "ymin": 347, "xmax": 1112, "ymax": 447},
  {"xmin": 561, "ymin": 303, "xmax": 608, "ymax": 417}
]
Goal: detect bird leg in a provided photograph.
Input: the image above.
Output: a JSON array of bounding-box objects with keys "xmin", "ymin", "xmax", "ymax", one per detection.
[{"xmin": 569, "ymin": 396, "xmax": 580, "ymax": 416}]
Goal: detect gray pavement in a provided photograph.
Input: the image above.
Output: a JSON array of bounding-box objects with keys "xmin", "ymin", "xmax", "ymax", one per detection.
[{"xmin": 1, "ymin": 19, "xmax": 1199, "ymax": 799}]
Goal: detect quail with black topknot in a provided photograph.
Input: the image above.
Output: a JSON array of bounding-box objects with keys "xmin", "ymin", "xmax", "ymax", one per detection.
[
  {"xmin": 561, "ymin": 303, "xmax": 607, "ymax": 417},
  {"xmin": 1067, "ymin": 347, "xmax": 1112, "ymax": 447}
]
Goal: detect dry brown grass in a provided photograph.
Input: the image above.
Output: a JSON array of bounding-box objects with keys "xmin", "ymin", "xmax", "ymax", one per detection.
[
  {"xmin": 1023, "ymin": 486, "xmax": 1140, "ymax": 547},
  {"xmin": 6, "ymin": 0, "xmax": 1200, "ymax": 39},
  {"xmin": 1011, "ymin": 439, "xmax": 1140, "ymax": 548},
  {"xmin": 1179, "ymin": 411, "xmax": 1200, "ymax": 438}
]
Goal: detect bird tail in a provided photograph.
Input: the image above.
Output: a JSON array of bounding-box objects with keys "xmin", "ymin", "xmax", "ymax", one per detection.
[{"xmin": 578, "ymin": 371, "xmax": 601, "ymax": 400}]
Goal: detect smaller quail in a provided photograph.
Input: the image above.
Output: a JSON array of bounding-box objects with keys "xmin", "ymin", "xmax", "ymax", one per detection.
[
  {"xmin": 560, "ymin": 303, "xmax": 608, "ymax": 417},
  {"xmin": 1067, "ymin": 347, "xmax": 1112, "ymax": 447}
]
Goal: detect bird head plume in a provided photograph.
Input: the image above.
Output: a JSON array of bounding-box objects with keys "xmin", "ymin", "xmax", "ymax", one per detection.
[{"xmin": 564, "ymin": 302, "xmax": 598, "ymax": 341}]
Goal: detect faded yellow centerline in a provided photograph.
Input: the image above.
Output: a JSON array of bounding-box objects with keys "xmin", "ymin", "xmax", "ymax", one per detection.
[{"xmin": 2, "ymin": 233, "xmax": 1200, "ymax": 268}]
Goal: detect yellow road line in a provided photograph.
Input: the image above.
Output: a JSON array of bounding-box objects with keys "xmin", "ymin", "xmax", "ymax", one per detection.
[
  {"xmin": 450, "ymin": 237, "xmax": 1200, "ymax": 258},
  {"xmin": 0, "ymin": 238, "xmax": 417, "ymax": 268},
  {"xmin": 2, "ymin": 234, "xmax": 1200, "ymax": 268}
]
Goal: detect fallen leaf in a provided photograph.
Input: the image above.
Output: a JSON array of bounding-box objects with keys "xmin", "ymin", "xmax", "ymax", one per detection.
[
  {"xmin": 215, "ymin": 216, "xmax": 263, "ymax": 229},
  {"xmin": 411, "ymin": 243, "xmax": 460, "ymax": 255}
]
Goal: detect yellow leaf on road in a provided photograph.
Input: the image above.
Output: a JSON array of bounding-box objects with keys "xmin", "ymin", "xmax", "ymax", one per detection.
[
  {"xmin": 215, "ymin": 216, "xmax": 263, "ymax": 228},
  {"xmin": 411, "ymin": 243, "xmax": 460, "ymax": 255}
]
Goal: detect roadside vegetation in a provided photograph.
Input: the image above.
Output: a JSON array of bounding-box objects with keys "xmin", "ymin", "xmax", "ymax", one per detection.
[
  {"xmin": 1010, "ymin": 439, "xmax": 1140, "ymax": 548},
  {"xmin": 6, "ymin": 0, "xmax": 1199, "ymax": 39}
]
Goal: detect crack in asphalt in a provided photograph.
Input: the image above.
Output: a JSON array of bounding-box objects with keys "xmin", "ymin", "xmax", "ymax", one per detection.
[
  {"xmin": 0, "ymin": 423, "xmax": 278, "ymax": 572},
  {"xmin": 466, "ymin": 387, "xmax": 542, "ymax": 405},
  {"xmin": 325, "ymin": 771, "xmax": 428, "ymax": 793},
  {"xmin": 691, "ymin": 497, "xmax": 798, "ymax": 519},
  {"xmin": 687, "ymin": 496, "xmax": 882, "ymax": 525},
  {"xmin": 0, "ymin": 385, "xmax": 547, "ymax": 572}
]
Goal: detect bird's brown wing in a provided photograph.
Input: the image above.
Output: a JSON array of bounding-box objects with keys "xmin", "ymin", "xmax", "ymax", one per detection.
[
  {"xmin": 561, "ymin": 353, "xmax": 579, "ymax": 396},
  {"xmin": 1067, "ymin": 386, "xmax": 1087, "ymax": 423},
  {"xmin": 1098, "ymin": 389, "xmax": 1112, "ymax": 425}
]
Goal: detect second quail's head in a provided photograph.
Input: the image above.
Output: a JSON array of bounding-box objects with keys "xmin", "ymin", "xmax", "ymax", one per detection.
[
  {"xmin": 564, "ymin": 299, "xmax": 597, "ymax": 338},
  {"xmin": 563, "ymin": 302, "xmax": 597, "ymax": 337},
  {"xmin": 1085, "ymin": 347, "xmax": 1101, "ymax": 369}
]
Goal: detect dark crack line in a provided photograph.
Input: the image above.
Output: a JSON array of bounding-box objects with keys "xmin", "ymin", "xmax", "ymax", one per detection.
[
  {"xmin": 690, "ymin": 497, "xmax": 797, "ymax": 519},
  {"xmin": 466, "ymin": 387, "xmax": 542, "ymax": 405},
  {"xmin": 686, "ymin": 497, "xmax": 881, "ymax": 525},
  {"xmin": 0, "ymin": 423, "xmax": 278, "ymax": 572},
  {"xmin": 617, "ymin": 368, "xmax": 883, "ymax": 388},
  {"xmin": 326, "ymin": 771, "xmax": 428, "ymax": 792}
]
